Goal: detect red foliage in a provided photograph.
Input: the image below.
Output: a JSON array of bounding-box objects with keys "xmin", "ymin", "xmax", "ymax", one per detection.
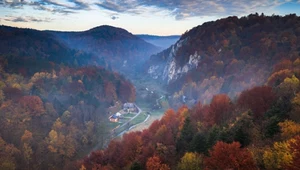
[
  {"xmin": 205, "ymin": 141, "xmax": 256, "ymax": 170},
  {"xmin": 208, "ymin": 94, "xmax": 232, "ymax": 125},
  {"xmin": 120, "ymin": 132, "xmax": 142, "ymax": 165},
  {"xmin": 82, "ymin": 150, "xmax": 106, "ymax": 170},
  {"xmin": 19, "ymin": 96, "xmax": 45, "ymax": 116},
  {"xmin": 146, "ymin": 155, "xmax": 170, "ymax": 170},
  {"xmin": 237, "ymin": 86, "xmax": 276, "ymax": 119},
  {"xmin": 118, "ymin": 81, "xmax": 136, "ymax": 103},
  {"xmin": 190, "ymin": 102, "xmax": 205, "ymax": 124},
  {"xmin": 274, "ymin": 59, "xmax": 293, "ymax": 72},
  {"xmin": 3, "ymin": 87, "xmax": 23, "ymax": 101}
]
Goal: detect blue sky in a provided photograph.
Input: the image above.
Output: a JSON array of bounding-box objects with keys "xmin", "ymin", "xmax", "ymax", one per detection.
[{"xmin": 0, "ymin": 0, "xmax": 300, "ymax": 35}]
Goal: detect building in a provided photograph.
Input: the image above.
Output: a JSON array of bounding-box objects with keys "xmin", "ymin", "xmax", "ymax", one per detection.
[
  {"xmin": 109, "ymin": 114, "xmax": 119, "ymax": 122},
  {"xmin": 123, "ymin": 103, "xmax": 137, "ymax": 113}
]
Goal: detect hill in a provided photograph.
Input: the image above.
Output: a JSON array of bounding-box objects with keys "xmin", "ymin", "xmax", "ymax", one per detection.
[
  {"xmin": 50, "ymin": 25, "xmax": 161, "ymax": 71},
  {"xmin": 137, "ymin": 34, "xmax": 180, "ymax": 49},
  {"xmin": 81, "ymin": 14, "xmax": 300, "ymax": 170},
  {"xmin": 147, "ymin": 14, "xmax": 300, "ymax": 107},
  {"xmin": 0, "ymin": 26, "xmax": 136, "ymax": 169}
]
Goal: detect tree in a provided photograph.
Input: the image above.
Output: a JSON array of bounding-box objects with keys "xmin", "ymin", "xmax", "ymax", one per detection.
[
  {"xmin": 278, "ymin": 75, "xmax": 300, "ymax": 97},
  {"xmin": 209, "ymin": 94, "xmax": 232, "ymax": 125},
  {"xmin": 238, "ymin": 86, "xmax": 276, "ymax": 120},
  {"xmin": 278, "ymin": 120, "xmax": 300, "ymax": 140},
  {"xmin": 146, "ymin": 156, "xmax": 170, "ymax": 170},
  {"xmin": 189, "ymin": 132, "xmax": 207, "ymax": 154},
  {"xmin": 19, "ymin": 96, "xmax": 45, "ymax": 116},
  {"xmin": 291, "ymin": 92, "xmax": 300, "ymax": 122},
  {"xmin": 177, "ymin": 152, "xmax": 203, "ymax": 170},
  {"xmin": 177, "ymin": 117, "xmax": 195, "ymax": 153},
  {"xmin": 0, "ymin": 89, "xmax": 5, "ymax": 103},
  {"xmin": 286, "ymin": 135, "xmax": 300, "ymax": 170},
  {"xmin": 263, "ymin": 140, "xmax": 293, "ymax": 170},
  {"xmin": 205, "ymin": 141, "xmax": 256, "ymax": 170}
]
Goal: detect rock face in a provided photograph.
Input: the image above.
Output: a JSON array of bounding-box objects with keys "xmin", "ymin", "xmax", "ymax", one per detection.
[
  {"xmin": 148, "ymin": 37, "xmax": 201, "ymax": 84},
  {"xmin": 147, "ymin": 14, "xmax": 300, "ymax": 107}
]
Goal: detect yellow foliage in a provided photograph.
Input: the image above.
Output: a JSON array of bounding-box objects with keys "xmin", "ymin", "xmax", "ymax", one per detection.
[
  {"xmin": 178, "ymin": 152, "xmax": 203, "ymax": 170},
  {"xmin": 263, "ymin": 140, "xmax": 294, "ymax": 169},
  {"xmin": 30, "ymin": 72, "xmax": 51, "ymax": 83},
  {"xmin": 292, "ymin": 93, "xmax": 300, "ymax": 106},
  {"xmin": 12, "ymin": 83, "xmax": 21, "ymax": 90},
  {"xmin": 279, "ymin": 120, "xmax": 300, "ymax": 139},
  {"xmin": 0, "ymin": 90, "xmax": 5, "ymax": 103},
  {"xmin": 49, "ymin": 130, "xmax": 58, "ymax": 144},
  {"xmin": 293, "ymin": 58, "xmax": 300, "ymax": 67}
]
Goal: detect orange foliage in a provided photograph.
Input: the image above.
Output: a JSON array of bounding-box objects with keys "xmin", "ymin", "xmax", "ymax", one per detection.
[
  {"xmin": 286, "ymin": 135, "xmax": 300, "ymax": 170},
  {"xmin": 274, "ymin": 59, "xmax": 293, "ymax": 72},
  {"xmin": 267, "ymin": 69, "xmax": 293, "ymax": 87},
  {"xmin": 146, "ymin": 155, "xmax": 170, "ymax": 170},
  {"xmin": 205, "ymin": 141, "xmax": 256, "ymax": 170},
  {"xmin": 19, "ymin": 96, "xmax": 45, "ymax": 116}
]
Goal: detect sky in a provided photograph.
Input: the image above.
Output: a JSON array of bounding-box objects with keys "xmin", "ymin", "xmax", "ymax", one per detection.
[{"xmin": 0, "ymin": 0, "xmax": 300, "ymax": 35}]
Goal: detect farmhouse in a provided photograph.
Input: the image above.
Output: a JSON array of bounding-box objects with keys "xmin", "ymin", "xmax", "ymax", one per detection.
[
  {"xmin": 109, "ymin": 114, "xmax": 119, "ymax": 122},
  {"xmin": 123, "ymin": 103, "xmax": 137, "ymax": 113}
]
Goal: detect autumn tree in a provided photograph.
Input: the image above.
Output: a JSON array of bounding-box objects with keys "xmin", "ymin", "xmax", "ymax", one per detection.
[
  {"xmin": 177, "ymin": 152, "xmax": 203, "ymax": 170},
  {"xmin": 278, "ymin": 75, "xmax": 300, "ymax": 97},
  {"xmin": 263, "ymin": 139, "xmax": 294, "ymax": 170},
  {"xmin": 286, "ymin": 135, "xmax": 300, "ymax": 170},
  {"xmin": 19, "ymin": 96, "xmax": 45, "ymax": 116},
  {"xmin": 267, "ymin": 69, "xmax": 293, "ymax": 87},
  {"xmin": 278, "ymin": 120, "xmax": 300, "ymax": 140},
  {"xmin": 205, "ymin": 141, "xmax": 256, "ymax": 170},
  {"xmin": 146, "ymin": 156, "xmax": 170, "ymax": 170},
  {"xmin": 290, "ymin": 92, "xmax": 300, "ymax": 122},
  {"xmin": 238, "ymin": 86, "xmax": 276, "ymax": 120},
  {"xmin": 208, "ymin": 94, "xmax": 232, "ymax": 125}
]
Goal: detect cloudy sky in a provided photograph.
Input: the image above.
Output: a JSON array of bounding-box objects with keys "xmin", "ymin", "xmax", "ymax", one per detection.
[{"xmin": 0, "ymin": 0, "xmax": 300, "ymax": 35}]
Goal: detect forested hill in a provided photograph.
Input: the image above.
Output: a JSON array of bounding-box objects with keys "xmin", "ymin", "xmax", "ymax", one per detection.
[
  {"xmin": 0, "ymin": 25, "xmax": 136, "ymax": 169},
  {"xmin": 82, "ymin": 46, "xmax": 300, "ymax": 170},
  {"xmin": 50, "ymin": 25, "xmax": 161, "ymax": 69},
  {"xmin": 147, "ymin": 14, "xmax": 300, "ymax": 107},
  {"xmin": 81, "ymin": 14, "xmax": 300, "ymax": 170}
]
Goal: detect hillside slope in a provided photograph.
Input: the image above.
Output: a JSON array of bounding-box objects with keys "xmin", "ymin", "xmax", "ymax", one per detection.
[
  {"xmin": 0, "ymin": 26, "xmax": 136, "ymax": 170},
  {"xmin": 147, "ymin": 14, "xmax": 300, "ymax": 105},
  {"xmin": 50, "ymin": 26, "xmax": 161, "ymax": 70},
  {"xmin": 137, "ymin": 34, "xmax": 180, "ymax": 49}
]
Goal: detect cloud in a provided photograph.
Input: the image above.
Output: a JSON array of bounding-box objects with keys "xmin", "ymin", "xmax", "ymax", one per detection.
[
  {"xmin": 1, "ymin": 0, "xmax": 297, "ymax": 20},
  {"xmin": 4, "ymin": 16, "xmax": 53, "ymax": 22},
  {"xmin": 94, "ymin": 0, "xmax": 293, "ymax": 20},
  {"xmin": 1, "ymin": 0, "xmax": 90, "ymax": 14}
]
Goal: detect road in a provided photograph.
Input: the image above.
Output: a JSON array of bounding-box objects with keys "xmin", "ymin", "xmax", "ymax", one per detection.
[{"xmin": 117, "ymin": 104, "xmax": 142, "ymax": 130}]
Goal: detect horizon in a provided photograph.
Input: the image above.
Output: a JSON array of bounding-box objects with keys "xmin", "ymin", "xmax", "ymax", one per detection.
[{"xmin": 1, "ymin": 0, "xmax": 300, "ymax": 35}]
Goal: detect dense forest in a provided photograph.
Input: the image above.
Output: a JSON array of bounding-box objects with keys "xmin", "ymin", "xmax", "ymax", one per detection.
[
  {"xmin": 147, "ymin": 14, "xmax": 300, "ymax": 109},
  {"xmin": 82, "ymin": 58, "xmax": 300, "ymax": 169},
  {"xmin": 50, "ymin": 25, "xmax": 161, "ymax": 71},
  {"xmin": 1, "ymin": 14, "xmax": 300, "ymax": 170},
  {"xmin": 0, "ymin": 30, "xmax": 136, "ymax": 169}
]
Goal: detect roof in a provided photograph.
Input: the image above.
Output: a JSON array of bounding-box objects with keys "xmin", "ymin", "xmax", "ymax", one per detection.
[
  {"xmin": 124, "ymin": 103, "xmax": 135, "ymax": 108},
  {"xmin": 110, "ymin": 114, "xmax": 119, "ymax": 119}
]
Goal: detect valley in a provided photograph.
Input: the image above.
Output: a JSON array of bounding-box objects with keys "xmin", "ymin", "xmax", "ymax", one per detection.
[{"xmin": 1, "ymin": 13, "xmax": 300, "ymax": 170}]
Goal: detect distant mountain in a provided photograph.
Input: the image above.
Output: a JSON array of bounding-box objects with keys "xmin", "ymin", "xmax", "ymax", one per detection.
[
  {"xmin": 137, "ymin": 34, "xmax": 180, "ymax": 49},
  {"xmin": 50, "ymin": 26, "xmax": 161, "ymax": 70},
  {"xmin": 147, "ymin": 14, "xmax": 300, "ymax": 106},
  {"xmin": 0, "ymin": 25, "xmax": 102, "ymax": 75}
]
